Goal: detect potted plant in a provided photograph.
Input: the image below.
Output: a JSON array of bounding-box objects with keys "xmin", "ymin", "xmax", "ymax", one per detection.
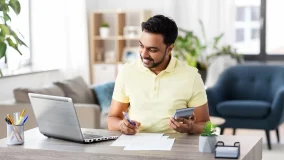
[
  {"xmin": 173, "ymin": 28, "xmax": 206, "ymax": 68},
  {"xmin": 99, "ymin": 22, "xmax": 110, "ymax": 38},
  {"xmin": 199, "ymin": 121, "xmax": 217, "ymax": 153},
  {"xmin": 206, "ymin": 45, "xmax": 244, "ymax": 65},
  {"xmin": 0, "ymin": 0, "xmax": 27, "ymax": 77},
  {"xmin": 173, "ymin": 20, "xmax": 223, "ymax": 82},
  {"xmin": 173, "ymin": 20, "xmax": 243, "ymax": 83}
]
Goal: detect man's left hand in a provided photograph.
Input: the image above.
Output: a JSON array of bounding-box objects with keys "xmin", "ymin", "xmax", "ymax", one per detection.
[{"xmin": 168, "ymin": 117, "xmax": 194, "ymax": 133}]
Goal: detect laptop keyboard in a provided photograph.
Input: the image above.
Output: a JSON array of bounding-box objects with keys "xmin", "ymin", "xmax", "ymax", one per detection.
[{"xmin": 83, "ymin": 133, "xmax": 103, "ymax": 139}]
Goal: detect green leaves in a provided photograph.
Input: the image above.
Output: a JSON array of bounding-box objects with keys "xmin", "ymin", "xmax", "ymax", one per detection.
[
  {"xmin": 0, "ymin": 24, "xmax": 26, "ymax": 58},
  {"xmin": 0, "ymin": 42, "xmax": 7, "ymax": 59},
  {"xmin": 174, "ymin": 19, "xmax": 243, "ymax": 69},
  {"xmin": 207, "ymin": 45, "xmax": 243, "ymax": 63},
  {"xmin": 213, "ymin": 33, "xmax": 224, "ymax": 50},
  {"xmin": 11, "ymin": 29, "xmax": 27, "ymax": 47},
  {"xmin": 174, "ymin": 28, "xmax": 206, "ymax": 67},
  {"xmin": 0, "ymin": 24, "xmax": 10, "ymax": 36},
  {"xmin": 9, "ymin": 0, "xmax": 21, "ymax": 15},
  {"xmin": 0, "ymin": 0, "xmax": 25, "ymax": 63},
  {"xmin": 7, "ymin": 37, "xmax": 22, "ymax": 55},
  {"xmin": 0, "ymin": 35, "xmax": 5, "ymax": 42},
  {"xmin": 0, "ymin": 25, "xmax": 27, "ymax": 56},
  {"xmin": 201, "ymin": 121, "xmax": 217, "ymax": 137},
  {"xmin": 4, "ymin": 12, "xmax": 11, "ymax": 22},
  {"xmin": 0, "ymin": 2, "xmax": 9, "ymax": 12}
]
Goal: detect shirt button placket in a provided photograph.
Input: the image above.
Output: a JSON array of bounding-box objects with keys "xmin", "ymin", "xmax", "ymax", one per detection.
[
  {"xmin": 153, "ymin": 76, "xmax": 159, "ymax": 98},
  {"xmin": 151, "ymin": 76, "xmax": 155, "ymax": 99}
]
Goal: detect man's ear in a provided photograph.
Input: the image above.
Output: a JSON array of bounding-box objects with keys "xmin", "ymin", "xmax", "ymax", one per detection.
[{"xmin": 167, "ymin": 44, "xmax": 174, "ymax": 55}]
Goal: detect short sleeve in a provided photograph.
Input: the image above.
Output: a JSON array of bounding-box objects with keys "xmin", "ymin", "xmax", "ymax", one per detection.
[
  {"xmin": 112, "ymin": 67, "xmax": 130, "ymax": 103},
  {"xmin": 188, "ymin": 73, "xmax": 208, "ymax": 107}
]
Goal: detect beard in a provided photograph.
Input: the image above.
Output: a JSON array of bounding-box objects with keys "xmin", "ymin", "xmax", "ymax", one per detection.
[{"xmin": 140, "ymin": 48, "xmax": 167, "ymax": 69}]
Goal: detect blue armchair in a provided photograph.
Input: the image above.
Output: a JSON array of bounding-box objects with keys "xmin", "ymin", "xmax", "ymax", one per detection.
[{"xmin": 206, "ymin": 65, "xmax": 284, "ymax": 150}]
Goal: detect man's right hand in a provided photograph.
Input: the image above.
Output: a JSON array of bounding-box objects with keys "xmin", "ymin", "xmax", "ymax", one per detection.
[{"xmin": 119, "ymin": 119, "xmax": 141, "ymax": 135}]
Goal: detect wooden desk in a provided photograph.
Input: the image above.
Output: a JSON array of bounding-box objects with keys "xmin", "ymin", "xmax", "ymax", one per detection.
[{"xmin": 0, "ymin": 128, "xmax": 262, "ymax": 160}]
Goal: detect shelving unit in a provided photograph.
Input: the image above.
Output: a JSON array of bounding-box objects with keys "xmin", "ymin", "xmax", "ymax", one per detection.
[{"xmin": 89, "ymin": 10, "xmax": 151, "ymax": 84}]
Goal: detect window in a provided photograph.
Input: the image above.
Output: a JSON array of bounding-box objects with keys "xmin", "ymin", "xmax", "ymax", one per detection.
[
  {"xmin": 266, "ymin": 1, "xmax": 284, "ymax": 55},
  {"xmin": 232, "ymin": 0, "xmax": 284, "ymax": 60},
  {"xmin": 236, "ymin": 7, "xmax": 245, "ymax": 21},
  {"xmin": 0, "ymin": 0, "xmax": 31, "ymax": 69},
  {"xmin": 251, "ymin": 28, "xmax": 259, "ymax": 39},
  {"xmin": 251, "ymin": 6, "xmax": 260, "ymax": 21},
  {"xmin": 236, "ymin": 29, "xmax": 245, "ymax": 42},
  {"xmin": 234, "ymin": 0, "xmax": 260, "ymax": 54}
]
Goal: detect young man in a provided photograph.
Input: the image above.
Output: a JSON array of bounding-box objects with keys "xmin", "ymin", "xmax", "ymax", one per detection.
[{"xmin": 107, "ymin": 15, "xmax": 210, "ymax": 134}]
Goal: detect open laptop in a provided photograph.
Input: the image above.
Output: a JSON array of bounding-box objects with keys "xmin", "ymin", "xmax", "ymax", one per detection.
[{"xmin": 28, "ymin": 93, "xmax": 118, "ymax": 143}]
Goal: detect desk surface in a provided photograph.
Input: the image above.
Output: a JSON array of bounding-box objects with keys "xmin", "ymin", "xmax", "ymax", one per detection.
[{"xmin": 0, "ymin": 128, "xmax": 262, "ymax": 160}]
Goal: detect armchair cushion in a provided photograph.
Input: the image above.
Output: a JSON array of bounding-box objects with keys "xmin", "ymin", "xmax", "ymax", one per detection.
[
  {"xmin": 217, "ymin": 100, "xmax": 271, "ymax": 118},
  {"xmin": 93, "ymin": 82, "xmax": 115, "ymax": 111}
]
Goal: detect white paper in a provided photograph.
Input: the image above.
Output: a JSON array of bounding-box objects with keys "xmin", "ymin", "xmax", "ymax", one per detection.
[
  {"xmin": 110, "ymin": 133, "xmax": 164, "ymax": 147},
  {"xmin": 161, "ymin": 136, "xmax": 169, "ymax": 140},
  {"xmin": 124, "ymin": 138, "xmax": 175, "ymax": 151}
]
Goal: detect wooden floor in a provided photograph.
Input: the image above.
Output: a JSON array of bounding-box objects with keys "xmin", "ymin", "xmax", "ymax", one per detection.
[{"xmin": 222, "ymin": 123, "xmax": 284, "ymax": 160}]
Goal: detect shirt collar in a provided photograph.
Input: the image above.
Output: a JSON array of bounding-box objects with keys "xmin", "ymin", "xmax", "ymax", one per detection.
[
  {"xmin": 164, "ymin": 56, "xmax": 177, "ymax": 73},
  {"xmin": 137, "ymin": 55, "xmax": 177, "ymax": 73}
]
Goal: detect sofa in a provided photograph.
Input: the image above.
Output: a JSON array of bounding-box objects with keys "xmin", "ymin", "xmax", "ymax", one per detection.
[
  {"xmin": 0, "ymin": 76, "xmax": 114, "ymax": 139},
  {"xmin": 206, "ymin": 65, "xmax": 284, "ymax": 150}
]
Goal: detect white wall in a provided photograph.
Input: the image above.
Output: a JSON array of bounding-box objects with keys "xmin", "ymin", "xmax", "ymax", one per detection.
[
  {"xmin": 86, "ymin": 0, "xmax": 233, "ymax": 46},
  {"xmin": 86, "ymin": 0, "xmax": 165, "ymax": 15}
]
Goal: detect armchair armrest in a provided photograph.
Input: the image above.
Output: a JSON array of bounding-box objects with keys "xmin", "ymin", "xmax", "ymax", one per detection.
[
  {"xmin": 267, "ymin": 87, "xmax": 284, "ymax": 128},
  {"xmin": 74, "ymin": 104, "xmax": 101, "ymax": 129},
  {"xmin": 206, "ymin": 87, "xmax": 224, "ymax": 117}
]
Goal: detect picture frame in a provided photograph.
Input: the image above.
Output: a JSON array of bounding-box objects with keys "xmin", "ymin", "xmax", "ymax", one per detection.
[{"xmin": 122, "ymin": 47, "xmax": 139, "ymax": 62}]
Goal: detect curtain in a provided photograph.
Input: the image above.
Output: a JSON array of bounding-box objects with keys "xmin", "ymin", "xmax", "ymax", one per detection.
[{"xmin": 31, "ymin": 0, "xmax": 90, "ymax": 84}]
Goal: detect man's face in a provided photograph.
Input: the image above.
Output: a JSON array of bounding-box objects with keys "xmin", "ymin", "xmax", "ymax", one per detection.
[{"xmin": 138, "ymin": 31, "xmax": 169, "ymax": 68}]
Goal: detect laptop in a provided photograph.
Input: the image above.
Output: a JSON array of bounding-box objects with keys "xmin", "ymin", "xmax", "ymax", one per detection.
[{"xmin": 28, "ymin": 93, "xmax": 118, "ymax": 143}]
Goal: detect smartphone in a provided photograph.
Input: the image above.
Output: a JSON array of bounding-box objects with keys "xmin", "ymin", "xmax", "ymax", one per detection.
[{"xmin": 173, "ymin": 107, "xmax": 194, "ymax": 119}]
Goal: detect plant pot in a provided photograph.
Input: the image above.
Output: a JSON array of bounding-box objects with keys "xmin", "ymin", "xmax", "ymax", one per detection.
[
  {"xmin": 199, "ymin": 135, "xmax": 217, "ymax": 153},
  {"xmin": 100, "ymin": 27, "xmax": 110, "ymax": 38}
]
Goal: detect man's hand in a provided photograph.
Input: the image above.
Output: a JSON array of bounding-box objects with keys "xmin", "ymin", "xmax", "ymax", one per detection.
[
  {"xmin": 119, "ymin": 119, "xmax": 141, "ymax": 135},
  {"xmin": 169, "ymin": 117, "xmax": 194, "ymax": 133}
]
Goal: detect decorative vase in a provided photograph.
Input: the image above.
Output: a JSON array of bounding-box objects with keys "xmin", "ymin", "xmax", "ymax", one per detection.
[
  {"xmin": 199, "ymin": 135, "xmax": 217, "ymax": 153},
  {"xmin": 99, "ymin": 27, "xmax": 110, "ymax": 38}
]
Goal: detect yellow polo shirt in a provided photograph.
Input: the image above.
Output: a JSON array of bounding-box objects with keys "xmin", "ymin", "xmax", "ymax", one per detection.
[{"xmin": 112, "ymin": 56, "xmax": 207, "ymax": 133}]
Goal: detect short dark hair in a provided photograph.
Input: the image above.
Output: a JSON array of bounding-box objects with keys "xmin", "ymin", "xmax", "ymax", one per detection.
[{"xmin": 141, "ymin": 15, "xmax": 178, "ymax": 45}]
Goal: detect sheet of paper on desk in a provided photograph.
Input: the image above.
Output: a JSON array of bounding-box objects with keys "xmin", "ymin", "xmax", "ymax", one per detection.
[
  {"xmin": 110, "ymin": 133, "xmax": 164, "ymax": 146},
  {"xmin": 124, "ymin": 138, "xmax": 175, "ymax": 151}
]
